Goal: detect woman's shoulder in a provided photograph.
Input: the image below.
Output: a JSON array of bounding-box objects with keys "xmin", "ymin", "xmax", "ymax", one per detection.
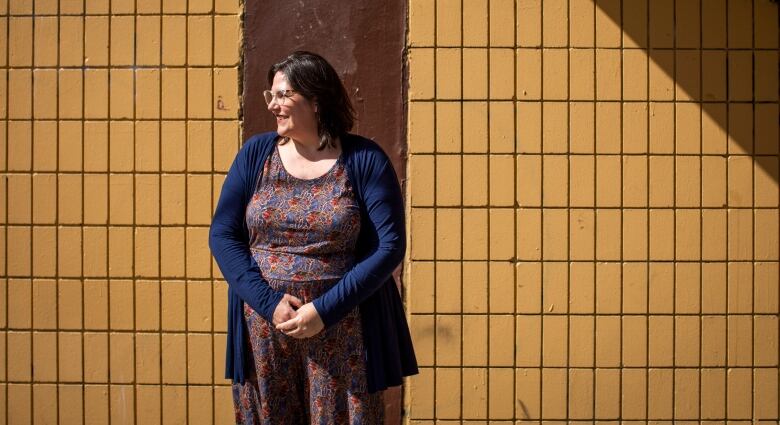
[
  {"xmin": 343, "ymin": 133, "xmax": 391, "ymax": 165},
  {"xmin": 243, "ymin": 131, "xmax": 279, "ymax": 150}
]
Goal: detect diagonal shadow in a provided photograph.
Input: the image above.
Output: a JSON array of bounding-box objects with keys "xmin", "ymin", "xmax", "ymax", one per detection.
[{"xmin": 594, "ymin": 0, "xmax": 778, "ymax": 184}]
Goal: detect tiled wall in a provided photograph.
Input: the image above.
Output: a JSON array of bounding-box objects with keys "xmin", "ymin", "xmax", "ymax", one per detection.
[
  {"xmin": 404, "ymin": 0, "xmax": 779, "ymax": 422},
  {"xmin": 1, "ymin": 0, "xmax": 241, "ymax": 423}
]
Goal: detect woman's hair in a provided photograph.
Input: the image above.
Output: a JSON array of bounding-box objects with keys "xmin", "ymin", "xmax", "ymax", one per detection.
[{"xmin": 268, "ymin": 51, "xmax": 356, "ymax": 150}]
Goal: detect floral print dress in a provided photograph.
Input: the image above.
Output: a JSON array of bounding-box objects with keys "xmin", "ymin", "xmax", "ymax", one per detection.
[{"xmin": 232, "ymin": 142, "xmax": 384, "ymax": 424}]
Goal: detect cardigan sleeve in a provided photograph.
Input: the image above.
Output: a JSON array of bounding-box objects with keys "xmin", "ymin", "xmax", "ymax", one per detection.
[
  {"xmin": 208, "ymin": 141, "xmax": 285, "ymax": 323},
  {"xmin": 312, "ymin": 149, "xmax": 406, "ymax": 328}
]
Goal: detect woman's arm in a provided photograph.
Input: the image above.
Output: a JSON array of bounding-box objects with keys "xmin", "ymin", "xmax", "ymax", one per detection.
[
  {"xmin": 208, "ymin": 141, "xmax": 287, "ymax": 323},
  {"xmin": 311, "ymin": 151, "xmax": 406, "ymax": 328}
]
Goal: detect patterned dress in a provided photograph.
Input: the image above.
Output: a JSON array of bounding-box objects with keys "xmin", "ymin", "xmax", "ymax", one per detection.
[{"xmin": 232, "ymin": 142, "xmax": 384, "ymax": 424}]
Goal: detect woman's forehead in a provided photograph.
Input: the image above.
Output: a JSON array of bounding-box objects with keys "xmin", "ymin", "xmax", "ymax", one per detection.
[{"xmin": 271, "ymin": 72, "xmax": 289, "ymax": 89}]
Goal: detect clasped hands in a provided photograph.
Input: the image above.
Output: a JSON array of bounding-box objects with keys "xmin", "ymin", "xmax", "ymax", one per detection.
[{"xmin": 272, "ymin": 293, "xmax": 324, "ymax": 338}]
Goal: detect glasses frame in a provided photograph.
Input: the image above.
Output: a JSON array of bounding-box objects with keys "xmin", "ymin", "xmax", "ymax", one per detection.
[{"xmin": 263, "ymin": 89, "xmax": 297, "ymax": 106}]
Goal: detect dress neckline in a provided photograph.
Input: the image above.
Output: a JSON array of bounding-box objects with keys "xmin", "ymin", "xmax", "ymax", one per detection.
[{"xmin": 274, "ymin": 142, "xmax": 342, "ymax": 183}]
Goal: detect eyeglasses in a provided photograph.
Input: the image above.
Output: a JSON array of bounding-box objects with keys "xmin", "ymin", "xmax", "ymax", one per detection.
[{"xmin": 263, "ymin": 89, "xmax": 296, "ymax": 105}]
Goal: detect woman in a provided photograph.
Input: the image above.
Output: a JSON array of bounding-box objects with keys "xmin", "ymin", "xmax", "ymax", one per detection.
[{"xmin": 209, "ymin": 51, "xmax": 418, "ymax": 424}]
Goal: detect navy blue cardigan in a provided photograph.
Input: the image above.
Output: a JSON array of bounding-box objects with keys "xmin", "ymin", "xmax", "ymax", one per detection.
[{"xmin": 208, "ymin": 131, "xmax": 418, "ymax": 393}]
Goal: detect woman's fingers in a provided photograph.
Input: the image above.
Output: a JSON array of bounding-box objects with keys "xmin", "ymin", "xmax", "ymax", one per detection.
[{"xmin": 286, "ymin": 294, "xmax": 304, "ymax": 309}]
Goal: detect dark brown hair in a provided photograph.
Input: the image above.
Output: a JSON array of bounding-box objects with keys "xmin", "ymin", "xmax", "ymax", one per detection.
[{"xmin": 268, "ymin": 51, "xmax": 356, "ymax": 150}]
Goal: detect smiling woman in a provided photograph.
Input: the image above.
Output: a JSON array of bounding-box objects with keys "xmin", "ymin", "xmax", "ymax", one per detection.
[{"xmin": 209, "ymin": 51, "xmax": 418, "ymax": 424}]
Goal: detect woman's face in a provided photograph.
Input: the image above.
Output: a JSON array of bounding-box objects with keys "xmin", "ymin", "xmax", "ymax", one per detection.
[{"xmin": 267, "ymin": 71, "xmax": 319, "ymax": 141}]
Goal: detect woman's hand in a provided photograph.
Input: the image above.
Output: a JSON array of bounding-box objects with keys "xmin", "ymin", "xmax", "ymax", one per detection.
[
  {"xmin": 272, "ymin": 293, "xmax": 303, "ymax": 326},
  {"xmin": 275, "ymin": 302, "xmax": 324, "ymax": 338}
]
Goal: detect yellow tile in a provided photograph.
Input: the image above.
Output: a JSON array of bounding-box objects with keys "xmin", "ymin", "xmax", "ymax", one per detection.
[
  {"xmin": 569, "ymin": 0, "xmax": 594, "ymax": 47},
  {"xmin": 517, "ymin": 48, "xmax": 541, "ymax": 100},
  {"xmin": 108, "ymin": 173, "xmax": 133, "ymax": 225},
  {"xmin": 701, "ymin": 315, "xmax": 726, "ymax": 366},
  {"xmin": 108, "ymin": 15, "xmax": 134, "ymax": 66},
  {"xmin": 104, "ymin": 387, "xmax": 132, "ymax": 425},
  {"xmin": 648, "ymin": 50, "xmax": 674, "ymax": 100},
  {"xmin": 516, "ymin": 0, "xmax": 540, "ymax": 47},
  {"xmin": 540, "ymin": 0, "xmax": 567, "ymax": 46},
  {"xmin": 162, "ymin": 0, "xmax": 185, "ymax": 12},
  {"xmin": 488, "ymin": 154, "xmax": 514, "ymax": 206},
  {"xmin": 187, "ymin": 174, "xmax": 212, "ymax": 225},
  {"xmin": 463, "ymin": 0, "xmax": 487, "ymax": 46},
  {"xmin": 463, "ymin": 48, "xmax": 487, "ymax": 100},
  {"xmin": 488, "ymin": 368, "xmax": 514, "ymax": 419},
  {"xmin": 463, "ymin": 262, "xmax": 488, "ymax": 313},
  {"xmin": 435, "ymin": 209, "xmax": 461, "ymax": 260},
  {"xmin": 489, "ymin": 49, "xmax": 513, "ymax": 100},
  {"xmin": 135, "ymin": 280, "xmax": 160, "ymax": 331},
  {"xmin": 108, "ymin": 227, "xmax": 133, "ymax": 277},
  {"xmin": 541, "ymin": 315, "xmax": 567, "ymax": 367},
  {"xmin": 754, "ymin": 368, "xmax": 779, "ymax": 419},
  {"xmin": 726, "ymin": 368, "xmax": 752, "ymax": 418},
  {"xmin": 487, "ymin": 262, "xmax": 513, "ymax": 314},
  {"xmin": 515, "ymin": 261, "xmax": 541, "ymax": 313},
  {"xmin": 135, "ymin": 174, "xmax": 160, "ymax": 225},
  {"xmin": 58, "ymin": 279, "xmax": 82, "ymax": 329},
  {"xmin": 463, "ymin": 208, "xmax": 488, "ymax": 260},
  {"xmin": 409, "ymin": 48, "xmax": 435, "ymax": 100},
  {"xmin": 595, "ymin": 0, "xmax": 621, "ymax": 47},
  {"xmin": 108, "ymin": 69, "xmax": 134, "ymax": 119},
  {"xmin": 753, "ymin": 315, "xmax": 778, "ymax": 366},
  {"xmin": 135, "ymin": 69, "xmax": 161, "ymax": 119},
  {"xmin": 727, "ymin": 156, "xmax": 753, "ymax": 207},
  {"xmin": 594, "ymin": 262, "xmax": 620, "ymax": 314},
  {"xmin": 620, "ymin": 50, "xmax": 647, "ymax": 101},
  {"xmin": 409, "ymin": 154, "xmax": 434, "ymax": 206},
  {"xmin": 214, "ymin": 16, "xmax": 239, "ymax": 66},
  {"xmin": 84, "ymin": 69, "xmax": 109, "ymax": 119},
  {"xmin": 435, "ymin": 154, "xmax": 461, "ymax": 206},
  {"xmin": 568, "ymin": 368, "xmax": 594, "ymax": 418},
  {"xmin": 436, "ymin": 0, "xmax": 460, "ymax": 46},
  {"xmin": 517, "ymin": 102, "xmax": 541, "ymax": 153},
  {"xmin": 674, "ymin": 0, "xmax": 699, "ymax": 48},
  {"xmin": 701, "ymin": 51, "xmax": 726, "ymax": 101},
  {"xmin": 57, "ymin": 227, "xmax": 82, "ymax": 277},
  {"xmin": 623, "ymin": 103, "xmax": 648, "ymax": 155},
  {"xmin": 622, "ymin": 316, "xmax": 647, "ymax": 367},
  {"xmin": 188, "ymin": 387, "xmax": 213, "ymax": 425},
  {"xmin": 595, "ymin": 368, "xmax": 621, "ymax": 418},
  {"xmin": 83, "ymin": 332, "xmax": 108, "ymax": 382},
  {"xmin": 489, "ymin": 102, "xmax": 514, "ymax": 153},
  {"xmin": 30, "ymin": 122, "xmax": 55, "ymax": 172},
  {"xmin": 9, "ymin": 17, "xmax": 33, "ymax": 66},
  {"xmin": 462, "ymin": 102, "xmax": 487, "ymax": 153},
  {"xmin": 489, "ymin": 209, "xmax": 514, "ymax": 261},
  {"xmin": 162, "ymin": 333, "xmax": 186, "ymax": 384},
  {"xmin": 8, "ymin": 331, "xmax": 32, "ymax": 380},
  {"xmin": 107, "ymin": 333, "xmax": 134, "ymax": 383},
  {"xmin": 541, "ymin": 48, "xmax": 567, "ymax": 100},
  {"xmin": 31, "ymin": 228, "xmax": 55, "ymax": 277},
  {"xmin": 647, "ymin": 103, "xmax": 674, "ymax": 155},
  {"xmin": 214, "ymin": 67, "xmax": 238, "ymax": 120},
  {"xmin": 187, "ymin": 280, "xmax": 212, "ymax": 332},
  {"xmin": 213, "ymin": 281, "xmax": 227, "ymax": 330},
  {"xmin": 676, "ymin": 51, "xmax": 701, "ymax": 101},
  {"xmin": 435, "ymin": 102, "xmax": 460, "ymax": 154},
  {"xmin": 675, "ymin": 209, "xmax": 701, "ymax": 260},
  {"xmin": 673, "ymin": 369, "xmax": 700, "ymax": 419},
  {"xmin": 214, "ymin": 384, "xmax": 235, "ymax": 423},
  {"xmin": 136, "ymin": 333, "xmax": 161, "ymax": 384},
  {"xmin": 541, "ymin": 209, "xmax": 566, "ymax": 260},
  {"xmin": 32, "ymin": 384, "xmax": 57, "ymax": 424},
  {"xmin": 755, "ymin": 157, "xmax": 779, "ymax": 207},
  {"xmin": 648, "ymin": 315, "xmax": 674, "ymax": 367},
  {"xmin": 515, "ymin": 368, "xmax": 540, "ymax": 418},
  {"xmin": 623, "ymin": 209, "xmax": 648, "ymax": 260},
  {"xmin": 408, "ymin": 368, "xmax": 434, "ymax": 418},
  {"xmin": 462, "ymin": 368, "xmax": 487, "ymax": 418},
  {"xmin": 727, "ymin": 209, "xmax": 753, "ymax": 260},
  {"xmin": 674, "ymin": 316, "xmax": 700, "ymax": 366},
  {"xmin": 541, "ymin": 368, "xmax": 567, "ymax": 417},
  {"xmin": 489, "ymin": 0, "xmax": 513, "ymax": 46},
  {"xmin": 675, "ymin": 156, "xmax": 701, "ymax": 207},
  {"xmin": 109, "ymin": 279, "xmax": 133, "ymax": 330},
  {"xmin": 186, "ymin": 227, "xmax": 211, "ymax": 278},
  {"xmin": 162, "ymin": 15, "xmax": 186, "ymax": 65},
  {"xmin": 408, "ymin": 0, "xmax": 434, "ymax": 46},
  {"xmin": 84, "ymin": 16, "xmax": 108, "ymax": 66},
  {"xmin": 675, "ymin": 263, "xmax": 701, "ymax": 314},
  {"xmin": 433, "ymin": 262, "xmax": 460, "ymax": 314},
  {"xmin": 161, "ymin": 280, "xmax": 185, "ymax": 331},
  {"xmin": 187, "ymin": 334, "xmax": 212, "ymax": 384},
  {"xmin": 187, "ymin": 16, "xmax": 212, "ymax": 66},
  {"xmin": 728, "ymin": 103, "xmax": 753, "ymax": 155},
  {"xmin": 594, "ymin": 209, "xmax": 620, "ymax": 260},
  {"xmin": 160, "ymin": 68, "xmax": 186, "ymax": 119},
  {"xmin": 515, "ymin": 315, "xmax": 540, "ymax": 366},
  {"xmin": 647, "ymin": 0, "xmax": 674, "ymax": 47},
  {"xmin": 58, "ymin": 69, "xmax": 83, "ymax": 119},
  {"xmin": 33, "ymin": 17, "xmax": 57, "ymax": 67},
  {"xmin": 435, "ymin": 368, "xmax": 461, "ymax": 418},
  {"xmin": 213, "ymin": 121, "xmax": 238, "ymax": 172},
  {"xmin": 568, "ymin": 208, "xmax": 594, "ymax": 261},
  {"xmin": 516, "ymin": 209, "xmax": 541, "ymax": 261},
  {"xmin": 9, "ymin": 69, "xmax": 32, "ymax": 119},
  {"xmin": 462, "ymin": 314, "xmax": 487, "ymax": 365},
  {"xmin": 136, "ymin": 15, "xmax": 160, "ymax": 66},
  {"xmin": 58, "ymin": 333, "xmax": 83, "ymax": 381},
  {"xmin": 161, "ymin": 121, "xmax": 186, "ymax": 172},
  {"xmin": 408, "ymin": 262, "xmax": 434, "ymax": 313},
  {"xmin": 0, "ymin": 70, "xmax": 6, "ymax": 119},
  {"xmin": 84, "ymin": 384, "xmax": 109, "ymax": 424},
  {"xmin": 8, "ymin": 228, "xmax": 32, "ymax": 276},
  {"xmin": 595, "ymin": 102, "xmax": 621, "ymax": 153},
  {"xmin": 436, "ymin": 48, "xmax": 461, "ymax": 99},
  {"xmin": 409, "ymin": 314, "xmax": 433, "ymax": 366},
  {"xmin": 161, "ymin": 227, "xmax": 185, "ymax": 277},
  {"xmin": 755, "ymin": 262, "xmax": 779, "ymax": 313},
  {"xmin": 31, "ymin": 279, "xmax": 55, "ymax": 329},
  {"xmin": 543, "ymin": 102, "xmax": 568, "ymax": 153},
  {"xmin": 136, "ymin": 386, "xmax": 161, "ymax": 424}
]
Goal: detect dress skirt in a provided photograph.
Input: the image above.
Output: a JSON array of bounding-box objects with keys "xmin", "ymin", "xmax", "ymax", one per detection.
[{"xmin": 231, "ymin": 277, "xmax": 384, "ymax": 424}]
